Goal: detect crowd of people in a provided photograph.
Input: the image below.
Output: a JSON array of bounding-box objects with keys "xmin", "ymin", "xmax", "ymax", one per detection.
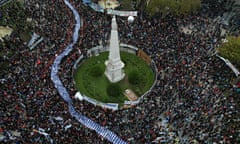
[{"xmin": 1, "ymin": 0, "xmax": 239, "ymax": 143}]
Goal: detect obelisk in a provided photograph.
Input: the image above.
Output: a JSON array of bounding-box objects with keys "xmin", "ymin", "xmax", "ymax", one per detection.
[{"xmin": 105, "ymin": 16, "xmax": 125, "ymax": 83}]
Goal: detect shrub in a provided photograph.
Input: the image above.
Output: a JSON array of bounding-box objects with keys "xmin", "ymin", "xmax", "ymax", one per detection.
[
  {"xmin": 128, "ymin": 70, "xmax": 140, "ymax": 85},
  {"xmin": 90, "ymin": 65, "xmax": 104, "ymax": 77},
  {"xmin": 107, "ymin": 83, "xmax": 122, "ymax": 97}
]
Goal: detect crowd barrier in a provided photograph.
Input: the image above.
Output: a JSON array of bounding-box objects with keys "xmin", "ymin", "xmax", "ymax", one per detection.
[
  {"xmin": 78, "ymin": 43, "xmax": 158, "ymax": 107},
  {"xmin": 74, "ymin": 92, "xmax": 119, "ymax": 111},
  {"xmin": 73, "ymin": 54, "xmax": 84, "ymax": 69},
  {"xmin": 217, "ymin": 55, "xmax": 240, "ymax": 77},
  {"xmin": 29, "ymin": 37, "xmax": 44, "ymax": 50},
  {"xmin": 50, "ymin": 0, "xmax": 127, "ymax": 143},
  {"xmin": 28, "ymin": 33, "xmax": 40, "ymax": 47},
  {"xmin": 120, "ymin": 43, "xmax": 138, "ymax": 54},
  {"xmin": 86, "ymin": 43, "xmax": 139, "ymax": 57},
  {"xmin": 87, "ymin": 45, "xmax": 104, "ymax": 56},
  {"xmin": 107, "ymin": 9, "xmax": 138, "ymax": 16}
]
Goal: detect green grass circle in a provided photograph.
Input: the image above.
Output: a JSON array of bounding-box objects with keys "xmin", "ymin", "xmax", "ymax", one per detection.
[{"xmin": 73, "ymin": 51, "xmax": 155, "ymax": 104}]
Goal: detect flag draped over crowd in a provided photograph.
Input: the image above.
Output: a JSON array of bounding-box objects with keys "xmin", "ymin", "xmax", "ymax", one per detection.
[{"xmin": 50, "ymin": 0, "xmax": 127, "ymax": 143}]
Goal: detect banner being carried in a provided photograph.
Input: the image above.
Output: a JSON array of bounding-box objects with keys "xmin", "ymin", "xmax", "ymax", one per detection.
[{"xmin": 107, "ymin": 9, "xmax": 137, "ymax": 17}]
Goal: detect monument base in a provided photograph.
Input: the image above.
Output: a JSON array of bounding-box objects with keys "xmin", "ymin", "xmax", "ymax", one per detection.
[{"xmin": 105, "ymin": 60, "xmax": 125, "ymax": 83}]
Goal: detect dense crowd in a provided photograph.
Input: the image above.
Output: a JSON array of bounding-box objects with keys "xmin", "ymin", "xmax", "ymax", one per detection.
[
  {"xmin": 1, "ymin": 0, "xmax": 240, "ymax": 143},
  {"xmin": 0, "ymin": 0, "xmax": 10, "ymax": 6}
]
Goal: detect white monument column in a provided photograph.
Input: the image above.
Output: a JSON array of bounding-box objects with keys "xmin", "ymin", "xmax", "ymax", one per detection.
[{"xmin": 105, "ymin": 16, "xmax": 125, "ymax": 83}]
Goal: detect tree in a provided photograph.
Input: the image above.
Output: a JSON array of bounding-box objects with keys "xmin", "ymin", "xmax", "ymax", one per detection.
[
  {"xmin": 218, "ymin": 36, "xmax": 240, "ymax": 69},
  {"xmin": 107, "ymin": 83, "xmax": 122, "ymax": 97},
  {"xmin": 90, "ymin": 65, "xmax": 104, "ymax": 77},
  {"xmin": 119, "ymin": 0, "xmax": 132, "ymax": 10},
  {"xmin": 128, "ymin": 70, "xmax": 141, "ymax": 85},
  {"xmin": 145, "ymin": 0, "xmax": 201, "ymax": 17},
  {"xmin": 0, "ymin": 1, "xmax": 31, "ymax": 41}
]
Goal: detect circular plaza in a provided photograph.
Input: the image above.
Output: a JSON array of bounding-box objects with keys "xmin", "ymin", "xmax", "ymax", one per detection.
[{"xmin": 73, "ymin": 49, "xmax": 156, "ymax": 107}]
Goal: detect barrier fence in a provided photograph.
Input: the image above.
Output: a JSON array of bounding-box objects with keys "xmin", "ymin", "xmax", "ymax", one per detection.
[
  {"xmin": 217, "ymin": 55, "xmax": 240, "ymax": 77},
  {"xmin": 75, "ymin": 44, "xmax": 158, "ymax": 108}
]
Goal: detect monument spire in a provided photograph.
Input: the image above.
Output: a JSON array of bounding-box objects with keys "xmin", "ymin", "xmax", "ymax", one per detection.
[{"xmin": 105, "ymin": 16, "xmax": 125, "ymax": 83}]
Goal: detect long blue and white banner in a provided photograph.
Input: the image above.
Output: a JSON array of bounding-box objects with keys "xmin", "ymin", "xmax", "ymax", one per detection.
[{"xmin": 50, "ymin": 0, "xmax": 127, "ymax": 143}]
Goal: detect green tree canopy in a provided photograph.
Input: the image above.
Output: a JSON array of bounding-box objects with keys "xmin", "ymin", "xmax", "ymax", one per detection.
[
  {"xmin": 128, "ymin": 69, "xmax": 141, "ymax": 85},
  {"xmin": 90, "ymin": 65, "xmax": 104, "ymax": 77},
  {"xmin": 107, "ymin": 83, "xmax": 122, "ymax": 97},
  {"xmin": 145, "ymin": 0, "xmax": 201, "ymax": 16},
  {"xmin": 218, "ymin": 36, "xmax": 240, "ymax": 68}
]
